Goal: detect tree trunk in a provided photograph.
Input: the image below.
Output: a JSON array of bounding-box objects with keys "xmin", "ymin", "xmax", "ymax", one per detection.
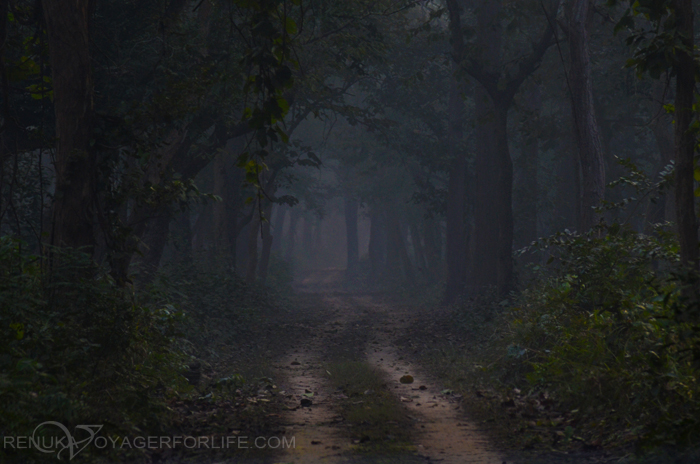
[
  {"xmin": 673, "ymin": 0, "xmax": 698, "ymax": 269},
  {"xmin": 245, "ymin": 199, "xmax": 260, "ymax": 284},
  {"xmin": 387, "ymin": 208, "xmax": 414, "ymax": 283},
  {"xmin": 494, "ymin": 105, "xmax": 515, "ymax": 293},
  {"xmin": 472, "ymin": 96, "xmax": 501, "ymax": 290},
  {"xmin": 258, "ymin": 202, "xmax": 275, "ymax": 285},
  {"xmin": 43, "ymin": 0, "xmax": 96, "ymax": 251},
  {"xmin": 409, "ymin": 220, "xmax": 428, "ymax": 274},
  {"xmin": 271, "ymin": 206, "xmax": 286, "ymax": 252},
  {"xmin": 368, "ymin": 207, "xmax": 386, "ymax": 279},
  {"xmin": 445, "ymin": 73, "xmax": 468, "ymax": 301},
  {"xmin": 470, "ymin": 0, "xmax": 502, "ymax": 292},
  {"xmin": 173, "ymin": 210, "xmax": 193, "ymax": 267},
  {"xmin": 647, "ymin": 83, "xmax": 675, "ymax": 230},
  {"xmin": 192, "ymin": 203, "xmax": 211, "ymax": 254},
  {"xmin": 423, "ymin": 217, "xmax": 441, "ymax": 275},
  {"xmin": 515, "ymin": 85, "xmax": 541, "ymax": 251},
  {"xmin": 562, "ymin": 0, "xmax": 606, "ymax": 232},
  {"xmin": 285, "ymin": 208, "xmax": 299, "ymax": 265},
  {"xmin": 213, "ymin": 149, "xmax": 230, "ymax": 257},
  {"xmin": 344, "ymin": 194, "xmax": 359, "ymax": 277}
]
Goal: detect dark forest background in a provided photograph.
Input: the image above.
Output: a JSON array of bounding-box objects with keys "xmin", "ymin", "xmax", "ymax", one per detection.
[{"xmin": 4, "ymin": 0, "xmax": 700, "ymax": 462}]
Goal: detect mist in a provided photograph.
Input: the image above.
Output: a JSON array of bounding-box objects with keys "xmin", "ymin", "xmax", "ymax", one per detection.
[{"xmin": 2, "ymin": 0, "xmax": 700, "ymax": 463}]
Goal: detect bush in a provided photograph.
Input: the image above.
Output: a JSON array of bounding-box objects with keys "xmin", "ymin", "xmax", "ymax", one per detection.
[
  {"xmin": 509, "ymin": 223, "xmax": 700, "ymax": 452},
  {"xmin": 0, "ymin": 237, "xmax": 187, "ymax": 461}
]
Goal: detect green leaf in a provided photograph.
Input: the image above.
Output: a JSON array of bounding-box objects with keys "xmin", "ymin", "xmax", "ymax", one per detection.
[{"xmin": 285, "ymin": 17, "xmax": 297, "ymax": 35}]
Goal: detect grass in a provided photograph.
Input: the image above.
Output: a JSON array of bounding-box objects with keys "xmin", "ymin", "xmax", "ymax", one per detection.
[{"xmin": 325, "ymin": 361, "xmax": 417, "ymax": 456}]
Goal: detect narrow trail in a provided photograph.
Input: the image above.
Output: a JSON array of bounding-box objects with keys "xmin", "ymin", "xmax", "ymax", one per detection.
[{"xmin": 273, "ymin": 289, "xmax": 505, "ymax": 464}]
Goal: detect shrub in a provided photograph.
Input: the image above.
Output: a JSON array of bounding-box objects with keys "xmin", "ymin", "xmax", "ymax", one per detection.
[
  {"xmin": 510, "ymin": 223, "xmax": 700, "ymax": 451},
  {"xmin": 0, "ymin": 236, "xmax": 187, "ymax": 461}
]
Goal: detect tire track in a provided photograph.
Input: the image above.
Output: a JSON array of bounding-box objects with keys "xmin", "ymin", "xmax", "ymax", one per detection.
[{"xmin": 273, "ymin": 291, "xmax": 505, "ymax": 464}]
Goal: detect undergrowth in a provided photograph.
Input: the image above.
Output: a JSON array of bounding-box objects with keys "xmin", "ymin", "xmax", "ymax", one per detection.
[
  {"xmin": 0, "ymin": 238, "xmax": 292, "ymax": 462},
  {"xmin": 508, "ymin": 223, "xmax": 700, "ymax": 458},
  {"xmin": 0, "ymin": 237, "xmax": 187, "ymax": 462}
]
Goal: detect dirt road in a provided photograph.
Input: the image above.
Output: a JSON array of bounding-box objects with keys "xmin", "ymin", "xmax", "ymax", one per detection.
[{"xmin": 272, "ymin": 291, "xmax": 505, "ymax": 464}]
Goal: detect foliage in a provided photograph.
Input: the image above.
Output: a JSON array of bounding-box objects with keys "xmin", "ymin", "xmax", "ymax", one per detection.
[
  {"xmin": 510, "ymin": 222, "xmax": 700, "ymax": 452},
  {"xmin": 0, "ymin": 237, "xmax": 188, "ymax": 461}
]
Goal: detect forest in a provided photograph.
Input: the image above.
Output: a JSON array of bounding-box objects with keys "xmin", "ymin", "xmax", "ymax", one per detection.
[{"xmin": 3, "ymin": 0, "xmax": 700, "ymax": 463}]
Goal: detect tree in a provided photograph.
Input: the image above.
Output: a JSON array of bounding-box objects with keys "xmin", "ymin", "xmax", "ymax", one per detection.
[
  {"xmin": 612, "ymin": 0, "xmax": 698, "ymax": 269},
  {"xmin": 447, "ymin": 0, "xmax": 554, "ymax": 293},
  {"xmin": 672, "ymin": 0, "xmax": 698, "ymax": 269},
  {"xmin": 444, "ymin": 0, "xmax": 469, "ymax": 302},
  {"xmin": 558, "ymin": 0, "xmax": 606, "ymax": 232},
  {"xmin": 43, "ymin": 0, "xmax": 96, "ymax": 251}
]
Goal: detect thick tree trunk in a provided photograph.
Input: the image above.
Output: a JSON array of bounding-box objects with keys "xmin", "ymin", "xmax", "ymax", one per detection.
[
  {"xmin": 470, "ymin": 0, "xmax": 503, "ymax": 292},
  {"xmin": 562, "ymin": 0, "xmax": 606, "ymax": 232},
  {"xmin": 647, "ymin": 85, "xmax": 675, "ymax": 229},
  {"xmin": 472, "ymin": 97, "xmax": 500, "ymax": 290},
  {"xmin": 494, "ymin": 106, "xmax": 515, "ymax": 293},
  {"xmin": 673, "ymin": 0, "xmax": 698, "ymax": 269},
  {"xmin": 515, "ymin": 86, "xmax": 541, "ymax": 250},
  {"xmin": 43, "ymin": 0, "xmax": 96, "ymax": 251},
  {"xmin": 344, "ymin": 195, "xmax": 359, "ymax": 277},
  {"xmin": 445, "ymin": 74, "xmax": 468, "ymax": 301}
]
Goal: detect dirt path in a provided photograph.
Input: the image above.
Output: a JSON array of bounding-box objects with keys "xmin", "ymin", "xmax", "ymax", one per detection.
[{"xmin": 273, "ymin": 291, "xmax": 505, "ymax": 464}]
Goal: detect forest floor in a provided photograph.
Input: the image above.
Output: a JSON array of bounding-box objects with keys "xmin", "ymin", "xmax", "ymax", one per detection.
[
  {"xmin": 272, "ymin": 289, "xmax": 504, "ymax": 464},
  {"xmin": 154, "ymin": 271, "xmax": 623, "ymax": 464}
]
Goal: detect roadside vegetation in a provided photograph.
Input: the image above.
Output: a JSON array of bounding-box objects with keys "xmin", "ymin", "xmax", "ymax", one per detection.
[
  {"xmin": 404, "ymin": 179, "xmax": 700, "ymax": 463},
  {"xmin": 0, "ymin": 242, "xmax": 295, "ymax": 463}
]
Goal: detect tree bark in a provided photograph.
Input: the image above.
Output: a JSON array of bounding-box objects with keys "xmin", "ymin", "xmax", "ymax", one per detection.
[
  {"xmin": 445, "ymin": 74, "xmax": 468, "ymax": 301},
  {"xmin": 258, "ymin": 201, "xmax": 275, "ymax": 285},
  {"xmin": 173, "ymin": 210, "xmax": 193, "ymax": 267},
  {"xmin": 43, "ymin": 0, "xmax": 96, "ymax": 251},
  {"xmin": 560, "ymin": 0, "xmax": 606, "ymax": 232},
  {"xmin": 271, "ymin": 206, "xmax": 286, "ymax": 252},
  {"xmin": 387, "ymin": 208, "xmax": 414, "ymax": 283},
  {"xmin": 213, "ymin": 149, "xmax": 230, "ymax": 257},
  {"xmin": 344, "ymin": 194, "xmax": 359, "ymax": 277},
  {"xmin": 444, "ymin": 0, "xmax": 470, "ymax": 301},
  {"xmin": 515, "ymin": 85, "xmax": 541, "ymax": 251},
  {"xmin": 423, "ymin": 217, "xmax": 441, "ymax": 275},
  {"xmin": 284, "ymin": 208, "xmax": 299, "ymax": 265},
  {"xmin": 495, "ymin": 105, "xmax": 515, "ymax": 292},
  {"xmin": 673, "ymin": 0, "xmax": 698, "ymax": 269},
  {"xmin": 245, "ymin": 199, "xmax": 260, "ymax": 284},
  {"xmin": 458, "ymin": 0, "xmax": 552, "ymax": 294},
  {"xmin": 647, "ymin": 81, "xmax": 675, "ymax": 229},
  {"xmin": 368, "ymin": 206, "xmax": 386, "ymax": 279},
  {"xmin": 470, "ymin": 0, "xmax": 503, "ymax": 291}
]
